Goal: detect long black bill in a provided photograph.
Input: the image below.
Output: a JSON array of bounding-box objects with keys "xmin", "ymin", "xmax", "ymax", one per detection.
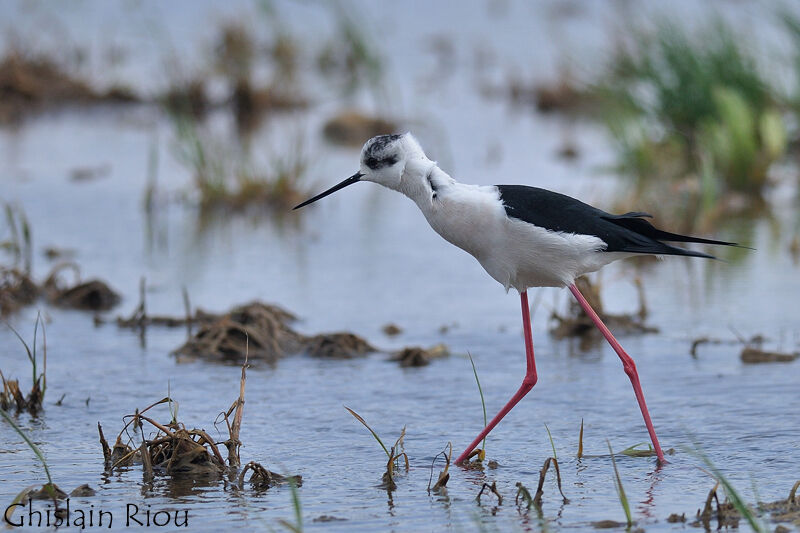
[{"xmin": 293, "ymin": 172, "xmax": 364, "ymax": 210}]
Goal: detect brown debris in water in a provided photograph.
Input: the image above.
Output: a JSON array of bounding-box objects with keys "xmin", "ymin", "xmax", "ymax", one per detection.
[
  {"xmin": 25, "ymin": 484, "xmax": 68, "ymax": 501},
  {"xmin": 113, "ymin": 289, "xmax": 437, "ymax": 365},
  {"xmin": 323, "ymin": 111, "xmax": 397, "ymax": 146},
  {"xmin": 382, "ymin": 323, "xmax": 402, "ymax": 336},
  {"xmin": 0, "ymin": 50, "xmax": 138, "ymax": 123},
  {"xmin": 238, "ymin": 461, "xmax": 302, "ymax": 490},
  {"xmin": 69, "ymin": 484, "xmax": 96, "ymax": 497},
  {"xmin": 100, "ymin": 359, "xmax": 299, "ymax": 487},
  {"xmin": 550, "ymin": 276, "xmax": 657, "ymax": 348},
  {"xmin": 0, "ymin": 268, "xmax": 38, "ymax": 316},
  {"xmin": 101, "ymin": 398, "xmax": 225, "ymax": 478},
  {"xmin": 758, "ymin": 480, "xmax": 800, "ymax": 526},
  {"xmin": 692, "ymin": 482, "xmax": 742, "ymax": 530},
  {"xmin": 173, "ymin": 302, "xmax": 304, "ymax": 363},
  {"xmin": 460, "ymin": 448, "xmax": 490, "ymax": 471},
  {"xmin": 390, "ymin": 343, "xmax": 449, "ymax": 367},
  {"xmin": 532, "ymin": 456, "xmax": 569, "ymax": 508},
  {"xmin": 740, "ymin": 346, "xmax": 799, "ymax": 364},
  {"xmin": 476, "ymin": 481, "xmax": 503, "ymax": 506},
  {"xmin": 304, "ymin": 332, "xmax": 376, "ymax": 359},
  {"xmin": 591, "ymin": 519, "xmax": 630, "ymax": 529},
  {"xmin": 427, "ymin": 442, "xmax": 452, "ymax": 492},
  {"xmin": 43, "ymin": 263, "xmax": 120, "ymax": 311}
]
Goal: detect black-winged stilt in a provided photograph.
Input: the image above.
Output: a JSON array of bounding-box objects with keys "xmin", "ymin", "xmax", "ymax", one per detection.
[{"xmin": 294, "ymin": 133, "xmax": 737, "ymax": 465}]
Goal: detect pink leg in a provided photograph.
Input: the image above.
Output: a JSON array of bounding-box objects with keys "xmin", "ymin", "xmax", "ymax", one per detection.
[
  {"xmin": 455, "ymin": 291, "xmax": 538, "ymax": 465},
  {"xmin": 568, "ymin": 283, "xmax": 666, "ymax": 464}
]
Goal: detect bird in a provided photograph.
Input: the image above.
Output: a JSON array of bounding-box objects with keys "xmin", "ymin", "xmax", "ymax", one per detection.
[{"xmin": 294, "ymin": 132, "xmax": 737, "ymax": 465}]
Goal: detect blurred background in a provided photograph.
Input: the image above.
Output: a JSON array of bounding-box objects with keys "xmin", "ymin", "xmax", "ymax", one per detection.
[{"xmin": 2, "ymin": 1, "xmax": 799, "ymax": 531}]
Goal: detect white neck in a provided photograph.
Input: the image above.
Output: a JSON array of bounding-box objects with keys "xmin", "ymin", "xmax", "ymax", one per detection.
[{"xmin": 397, "ymin": 158, "xmax": 454, "ymax": 210}]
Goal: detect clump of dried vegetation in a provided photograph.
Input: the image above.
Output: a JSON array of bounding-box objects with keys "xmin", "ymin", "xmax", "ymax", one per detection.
[
  {"xmin": 42, "ymin": 262, "xmax": 120, "ymax": 311},
  {"xmin": 0, "ymin": 48, "xmax": 137, "ymax": 123},
  {"xmin": 389, "ymin": 343, "xmax": 449, "ymax": 367},
  {"xmin": 1, "ymin": 203, "xmax": 120, "ymax": 315},
  {"xmin": 99, "ymin": 357, "xmax": 300, "ymax": 489},
  {"xmin": 690, "ymin": 332, "xmax": 799, "ymax": 364},
  {"xmin": 107, "ymin": 282, "xmax": 449, "ymax": 366}
]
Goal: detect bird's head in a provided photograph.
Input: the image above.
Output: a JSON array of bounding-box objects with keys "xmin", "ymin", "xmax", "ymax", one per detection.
[{"xmin": 294, "ymin": 133, "xmax": 430, "ymax": 209}]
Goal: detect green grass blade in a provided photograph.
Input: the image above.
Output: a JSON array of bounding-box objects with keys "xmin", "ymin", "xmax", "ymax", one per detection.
[
  {"xmin": 1, "ymin": 408, "xmax": 53, "ymax": 488},
  {"xmin": 467, "ymin": 352, "xmax": 487, "ymax": 452},
  {"xmin": 344, "ymin": 406, "xmax": 390, "ymax": 459},
  {"xmin": 544, "ymin": 423, "xmax": 557, "ymax": 460},
  {"xmin": 607, "ymin": 440, "xmax": 632, "ymax": 526}
]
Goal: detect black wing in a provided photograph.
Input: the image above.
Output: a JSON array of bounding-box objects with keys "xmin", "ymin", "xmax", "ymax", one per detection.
[{"xmin": 496, "ymin": 185, "xmax": 737, "ymax": 258}]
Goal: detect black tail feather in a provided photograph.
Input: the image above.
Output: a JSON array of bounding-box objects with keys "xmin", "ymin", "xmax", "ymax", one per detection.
[{"xmin": 604, "ymin": 214, "xmax": 739, "ymax": 247}]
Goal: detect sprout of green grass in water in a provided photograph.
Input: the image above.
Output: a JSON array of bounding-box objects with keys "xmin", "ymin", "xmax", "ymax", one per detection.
[
  {"xmin": 619, "ymin": 442, "xmax": 656, "ymax": 458},
  {"xmin": 544, "ymin": 423, "xmax": 557, "ymax": 461},
  {"xmin": 467, "ymin": 352, "xmax": 487, "ymax": 460},
  {"xmin": 1, "ymin": 408, "xmax": 58, "ymax": 503},
  {"xmin": 606, "ymin": 440, "xmax": 632, "ymax": 527},
  {"xmin": 344, "ymin": 406, "xmax": 408, "ymax": 489},
  {"xmin": 577, "ymin": 419, "xmax": 584, "ymax": 459},
  {"xmin": 344, "ymin": 406, "xmax": 390, "ymax": 458},
  {"xmin": 2, "ymin": 314, "xmax": 47, "ymax": 412}
]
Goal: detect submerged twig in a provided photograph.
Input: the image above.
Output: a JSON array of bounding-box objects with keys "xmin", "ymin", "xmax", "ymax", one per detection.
[
  {"xmin": 477, "ymin": 481, "xmax": 503, "ymax": 505},
  {"xmin": 533, "ymin": 456, "xmax": 569, "ymax": 508},
  {"xmin": 427, "ymin": 442, "xmax": 452, "ymax": 491}
]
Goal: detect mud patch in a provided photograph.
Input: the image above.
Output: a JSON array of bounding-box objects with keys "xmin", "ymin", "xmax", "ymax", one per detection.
[
  {"xmin": 173, "ymin": 302, "xmax": 304, "ymax": 363},
  {"xmin": 43, "ymin": 263, "xmax": 120, "ymax": 311},
  {"xmin": 740, "ymin": 346, "xmax": 799, "ymax": 364},
  {"xmin": 390, "ymin": 344, "xmax": 449, "ymax": 367},
  {"xmin": 0, "ymin": 50, "xmax": 137, "ymax": 123}
]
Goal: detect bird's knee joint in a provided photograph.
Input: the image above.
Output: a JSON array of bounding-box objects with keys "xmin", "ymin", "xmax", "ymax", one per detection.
[
  {"xmin": 622, "ymin": 361, "xmax": 637, "ymax": 378},
  {"xmin": 522, "ymin": 374, "xmax": 538, "ymax": 390}
]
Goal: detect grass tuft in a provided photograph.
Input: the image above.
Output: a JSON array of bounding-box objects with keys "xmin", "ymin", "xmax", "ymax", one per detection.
[{"xmin": 2, "ymin": 314, "xmax": 46, "ymax": 413}]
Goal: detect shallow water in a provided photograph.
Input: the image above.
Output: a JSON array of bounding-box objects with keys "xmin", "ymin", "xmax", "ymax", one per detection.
[{"xmin": 2, "ymin": 1, "xmax": 800, "ymax": 531}]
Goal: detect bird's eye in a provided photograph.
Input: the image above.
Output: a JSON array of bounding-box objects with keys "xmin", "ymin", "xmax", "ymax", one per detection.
[{"xmin": 365, "ymin": 155, "xmax": 398, "ymax": 170}]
